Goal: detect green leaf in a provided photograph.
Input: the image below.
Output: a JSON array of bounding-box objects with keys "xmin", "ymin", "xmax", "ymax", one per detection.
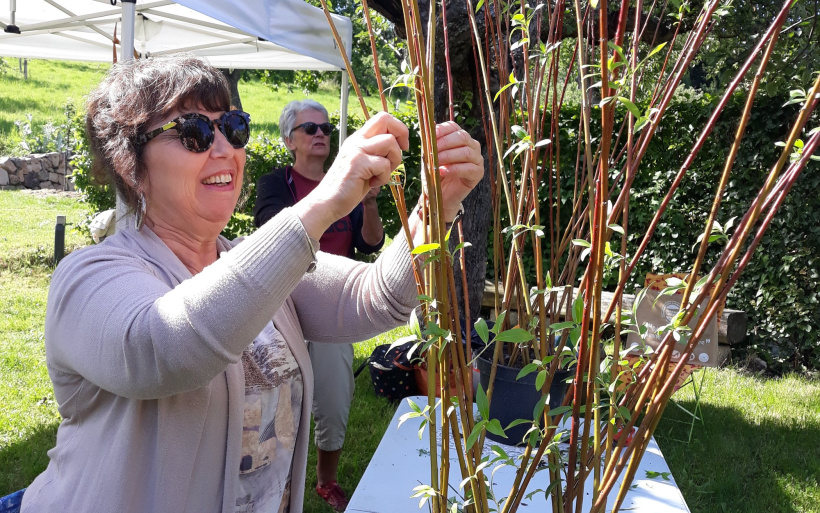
[
  {"xmin": 476, "ymin": 384, "xmax": 489, "ymax": 420},
  {"xmin": 547, "ymin": 405, "xmax": 573, "ymax": 417},
  {"xmin": 486, "ymin": 418, "xmax": 507, "ymax": 437},
  {"xmin": 388, "ymin": 335, "xmax": 418, "ymax": 351},
  {"xmin": 466, "ymin": 419, "xmax": 488, "ymax": 450},
  {"xmin": 618, "ymin": 97, "xmax": 642, "ymax": 118},
  {"xmin": 645, "ymin": 42, "xmax": 668, "ymax": 60},
  {"xmin": 494, "ymin": 328, "xmax": 535, "ymax": 343},
  {"xmin": 494, "ymin": 74, "xmax": 520, "ymax": 101},
  {"xmin": 492, "ymin": 312, "xmax": 507, "ymax": 333},
  {"xmin": 572, "ymin": 239, "xmax": 591, "ymax": 248},
  {"xmin": 516, "ymin": 362, "xmax": 540, "ymax": 380},
  {"xmin": 533, "ymin": 394, "xmax": 549, "ymax": 419},
  {"xmin": 512, "ymin": 125, "xmax": 528, "ymax": 139},
  {"xmin": 535, "ymin": 369, "xmax": 547, "ymax": 390},
  {"xmin": 411, "ymin": 242, "xmax": 440, "ymax": 255},
  {"xmin": 475, "ymin": 318, "xmax": 490, "ymax": 344},
  {"xmin": 572, "ymin": 296, "xmax": 585, "ymax": 324},
  {"xmin": 409, "ymin": 310, "xmax": 422, "ymax": 338},
  {"xmin": 608, "ymin": 223, "xmax": 625, "ymax": 235},
  {"xmin": 505, "ymin": 418, "xmax": 534, "ymax": 431},
  {"xmin": 549, "ymin": 321, "xmax": 576, "ymax": 331}
]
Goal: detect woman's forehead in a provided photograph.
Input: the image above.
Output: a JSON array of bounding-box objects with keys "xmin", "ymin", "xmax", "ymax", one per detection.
[{"xmin": 295, "ymin": 109, "xmax": 328, "ymax": 122}]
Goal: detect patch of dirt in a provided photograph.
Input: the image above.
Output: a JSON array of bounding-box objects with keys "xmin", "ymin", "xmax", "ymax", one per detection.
[{"xmin": 17, "ymin": 188, "xmax": 82, "ymax": 200}]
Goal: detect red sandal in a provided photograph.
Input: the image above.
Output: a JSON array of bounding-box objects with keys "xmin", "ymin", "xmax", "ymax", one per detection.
[{"xmin": 316, "ymin": 480, "xmax": 349, "ymax": 512}]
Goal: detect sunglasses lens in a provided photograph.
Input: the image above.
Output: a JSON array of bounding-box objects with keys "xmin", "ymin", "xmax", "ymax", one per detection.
[
  {"xmin": 302, "ymin": 122, "xmax": 319, "ymax": 135},
  {"xmin": 223, "ymin": 112, "xmax": 250, "ymax": 149},
  {"xmin": 319, "ymin": 123, "xmax": 334, "ymax": 136},
  {"xmin": 179, "ymin": 117, "xmax": 214, "ymax": 153}
]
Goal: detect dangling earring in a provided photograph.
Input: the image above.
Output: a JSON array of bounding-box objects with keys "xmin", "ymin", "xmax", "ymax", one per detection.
[{"xmin": 135, "ymin": 193, "xmax": 147, "ymax": 230}]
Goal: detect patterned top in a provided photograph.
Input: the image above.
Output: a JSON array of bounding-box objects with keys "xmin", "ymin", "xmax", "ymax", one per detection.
[{"xmin": 236, "ymin": 322, "xmax": 304, "ymax": 513}]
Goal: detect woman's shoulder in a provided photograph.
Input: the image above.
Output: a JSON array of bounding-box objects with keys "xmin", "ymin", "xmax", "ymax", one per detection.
[{"xmin": 256, "ymin": 166, "xmax": 290, "ymax": 186}]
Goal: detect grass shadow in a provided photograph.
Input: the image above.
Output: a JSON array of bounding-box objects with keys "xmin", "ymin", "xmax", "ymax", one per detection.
[
  {"xmin": 0, "ymin": 421, "xmax": 58, "ymax": 496},
  {"xmin": 657, "ymin": 399, "xmax": 820, "ymax": 513}
]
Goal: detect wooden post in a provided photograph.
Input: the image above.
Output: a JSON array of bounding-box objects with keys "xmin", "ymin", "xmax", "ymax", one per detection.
[{"xmin": 54, "ymin": 215, "xmax": 66, "ymax": 266}]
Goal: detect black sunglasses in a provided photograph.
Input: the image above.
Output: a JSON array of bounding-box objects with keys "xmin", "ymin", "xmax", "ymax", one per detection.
[
  {"xmin": 291, "ymin": 122, "xmax": 334, "ymax": 136},
  {"xmin": 136, "ymin": 111, "xmax": 251, "ymax": 153}
]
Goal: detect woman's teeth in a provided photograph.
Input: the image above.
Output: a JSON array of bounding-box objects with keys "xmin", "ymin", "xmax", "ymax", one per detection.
[{"xmin": 202, "ymin": 174, "xmax": 232, "ymax": 185}]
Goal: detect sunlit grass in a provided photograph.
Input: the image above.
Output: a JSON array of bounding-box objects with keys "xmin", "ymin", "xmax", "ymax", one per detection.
[
  {"xmin": 0, "ymin": 191, "xmax": 91, "ymax": 270},
  {"xmin": 0, "ymin": 59, "xmax": 109, "ymax": 153}
]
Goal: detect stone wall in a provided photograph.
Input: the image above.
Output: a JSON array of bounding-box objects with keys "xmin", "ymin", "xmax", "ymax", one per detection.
[{"xmin": 0, "ymin": 152, "xmax": 75, "ymax": 191}]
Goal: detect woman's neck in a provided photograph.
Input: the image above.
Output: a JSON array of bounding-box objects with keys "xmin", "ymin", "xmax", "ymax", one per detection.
[
  {"xmin": 145, "ymin": 218, "xmax": 219, "ymax": 275},
  {"xmin": 292, "ymin": 156, "xmax": 325, "ymax": 181}
]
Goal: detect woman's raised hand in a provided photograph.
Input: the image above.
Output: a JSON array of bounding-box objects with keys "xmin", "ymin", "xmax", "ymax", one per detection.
[
  {"xmin": 295, "ymin": 113, "xmax": 409, "ymax": 240},
  {"xmin": 429, "ymin": 122, "xmax": 484, "ymax": 222}
]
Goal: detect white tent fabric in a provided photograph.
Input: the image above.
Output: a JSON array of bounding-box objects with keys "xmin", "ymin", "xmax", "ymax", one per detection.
[{"xmin": 0, "ymin": 0, "xmax": 352, "ymax": 71}]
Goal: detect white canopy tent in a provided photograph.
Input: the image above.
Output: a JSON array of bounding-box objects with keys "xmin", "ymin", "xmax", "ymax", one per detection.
[
  {"xmin": 0, "ymin": 0, "xmax": 354, "ymax": 139},
  {"xmin": 1, "ymin": 0, "xmax": 355, "ymax": 232}
]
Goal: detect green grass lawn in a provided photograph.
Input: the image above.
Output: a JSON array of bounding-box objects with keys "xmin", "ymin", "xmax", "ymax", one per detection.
[{"xmin": 1, "ymin": 190, "xmax": 819, "ymax": 512}]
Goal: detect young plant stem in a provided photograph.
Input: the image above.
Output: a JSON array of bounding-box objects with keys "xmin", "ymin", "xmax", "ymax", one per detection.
[
  {"xmin": 317, "ymin": 0, "xmax": 370, "ymax": 117},
  {"xmin": 359, "ymin": 0, "xmax": 388, "ymax": 112}
]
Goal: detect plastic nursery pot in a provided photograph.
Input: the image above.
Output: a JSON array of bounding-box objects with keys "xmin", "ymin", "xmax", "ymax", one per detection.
[
  {"xmin": 476, "ymin": 352, "xmax": 574, "ymax": 446},
  {"xmin": 413, "ymin": 362, "xmax": 474, "ymax": 399}
]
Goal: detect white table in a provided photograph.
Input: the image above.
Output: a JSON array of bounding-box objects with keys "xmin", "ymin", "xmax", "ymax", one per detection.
[{"xmin": 348, "ymin": 396, "xmax": 690, "ymax": 513}]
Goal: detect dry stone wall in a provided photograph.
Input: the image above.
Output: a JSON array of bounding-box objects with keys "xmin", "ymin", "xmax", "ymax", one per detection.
[{"xmin": 0, "ymin": 152, "xmax": 75, "ymax": 191}]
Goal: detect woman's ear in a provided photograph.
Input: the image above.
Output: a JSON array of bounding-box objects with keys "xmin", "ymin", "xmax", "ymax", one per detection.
[{"xmin": 283, "ymin": 136, "xmax": 294, "ymax": 151}]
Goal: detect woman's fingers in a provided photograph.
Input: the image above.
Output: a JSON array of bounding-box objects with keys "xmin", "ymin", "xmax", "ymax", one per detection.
[
  {"xmin": 356, "ymin": 112, "xmax": 410, "ymax": 151},
  {"xmin": 356, "ymin": 133, "xmax": 405, "ymax": 172},
  {"xmin": 434, "ymin": 120, "xmax": 462, "ymax": 142}
]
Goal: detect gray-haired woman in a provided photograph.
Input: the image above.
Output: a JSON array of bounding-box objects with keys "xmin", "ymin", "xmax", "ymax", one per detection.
[
  {"xmin": 253, "ymin": 99, "xmax": 385, "ymax": 511},
  {"xmin": 21, "ymin": 54, "xmax": 483, "ymax": 513}
]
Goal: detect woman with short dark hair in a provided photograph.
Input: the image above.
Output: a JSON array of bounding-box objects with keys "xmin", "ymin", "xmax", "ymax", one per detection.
[{"xmin": 21, "ymin": 54, "xmax": 483, "ymax": 513}]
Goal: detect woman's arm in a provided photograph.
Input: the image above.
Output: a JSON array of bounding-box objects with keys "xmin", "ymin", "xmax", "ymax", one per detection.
[
  {"xmin": 291, "ymin": 119, "xmax": 484, "ymax": 342},
  {"xmin": 45, "ymin": 209, "xmax": 316, "ymax": 400}
]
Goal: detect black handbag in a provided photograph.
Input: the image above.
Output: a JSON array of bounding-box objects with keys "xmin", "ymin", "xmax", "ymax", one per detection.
[{"xmin": 358, "ymin": 341, "xmax": 420, "ymax": 402}]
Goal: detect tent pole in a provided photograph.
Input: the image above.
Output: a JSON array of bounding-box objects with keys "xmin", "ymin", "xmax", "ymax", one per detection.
[
  {"xmin": 340, "ymin": 71, "xmax": 349, "ymax": 144},
  {"xmin": 115, "ymin": 0, "xmax": 137, "ymax": 232},
  {"xmin": 121, "ymin": 0, "xmax": 136, "ymax": 62}
]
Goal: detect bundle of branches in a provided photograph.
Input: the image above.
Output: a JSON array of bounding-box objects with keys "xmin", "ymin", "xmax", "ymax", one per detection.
[{"xmin": 320, "ymin": 0, "xmax": 819, "ymax": 511}]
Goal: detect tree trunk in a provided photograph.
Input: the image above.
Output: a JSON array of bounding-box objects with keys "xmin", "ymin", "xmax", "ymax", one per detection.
[{"xmin": 220, "ymin": 68, "xmax": 243, "ymax": 111}]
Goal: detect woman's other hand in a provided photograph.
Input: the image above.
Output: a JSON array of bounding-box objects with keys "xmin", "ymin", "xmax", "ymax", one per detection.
[
  {"xmin": 432, "ymin": 122, "xmax": 484, "ymax": 222},
  {"xmin": 294, "ymin": 113, "xmax": 409, "ymax": 240}
]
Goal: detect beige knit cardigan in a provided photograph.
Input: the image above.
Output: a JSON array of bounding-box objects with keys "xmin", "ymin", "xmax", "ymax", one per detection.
[{"xmin": 21, "ymin": 207, "xmax": 416, "ymax": 513}]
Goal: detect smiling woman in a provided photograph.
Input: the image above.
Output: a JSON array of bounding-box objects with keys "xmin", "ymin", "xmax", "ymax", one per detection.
[{"xmin": 18, "ymin": 53, "xmax": 484, "ymax": 513}]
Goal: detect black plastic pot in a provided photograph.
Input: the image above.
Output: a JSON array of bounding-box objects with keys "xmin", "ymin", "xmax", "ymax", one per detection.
[{"xmin": 476, "ymin": 354, "xmax": 574, "ymax": 446}]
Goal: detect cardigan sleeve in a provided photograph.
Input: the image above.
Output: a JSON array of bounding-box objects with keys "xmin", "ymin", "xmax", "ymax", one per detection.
[
  {"xmin": 289, "ymin": 231, "xmax": 418, "ymax": 344},
  {"xmin": 45, "ymin": 208, "xmax": 315, "ymax": 400}
]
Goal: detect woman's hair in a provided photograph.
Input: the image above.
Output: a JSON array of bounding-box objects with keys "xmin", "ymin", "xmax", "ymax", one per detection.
[
  {"xmin": 279, "ymin": 99, "xmax": 329, "ymax": 158},
  {"xmin": 85, "ymin": 54, "xmax": 232, "ymax": 212}
]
